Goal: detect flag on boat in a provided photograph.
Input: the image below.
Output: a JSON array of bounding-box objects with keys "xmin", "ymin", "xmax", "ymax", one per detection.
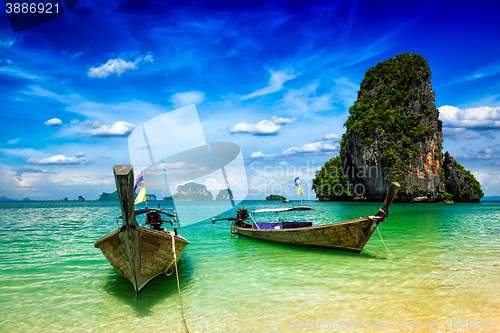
[
  {"xmin": 134, "ymin": 171, "xmax": 144, "ymax": 193},
  {"xmin": 134, "ymin": 170, "xmax": 146, "ymax": 205},
  {"xmin": 134, "ymin": 187, "xmax": 146, "ymax": 205},
  {"xmin": 294, "ymin": 173, "xmax": 302, "ymax": 196},
  {"xmin": 294, "ymin": 174, "xmax": 300, "ymax": 186}
]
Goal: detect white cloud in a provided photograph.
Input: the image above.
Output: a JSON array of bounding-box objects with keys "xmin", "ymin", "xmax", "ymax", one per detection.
[
  {"xmin": 439, "ymin": 105, "xmax": 500, "ymax": 128},
  {"xmin": 241, "ymin": 68, "xmax": 296, "ymax": 100},
  {"xmin": 250, "ymin": 151, "xmax": 275, "ymax": 158},
  {"xmin": 279, "ymin": 161, "xmax": 288, "ymax": 165},
  {"xmin": 271, "ymin": 116, "xmax": 296, "ymax": 125},
  {"xmin": 282, "ymin": 142, "xmax": 337, "ymax": 155},
  {"xmin": 230, "ymin": 119, "xmax": 281, "ymax": 136},
  {"xmin": 86, "ymin": 121, "xmax": 135, "ymax": 137},
  {"xmin": 323, "ymin": 133, "xmax": 340, "ymax": 140},
  {"xmin": 0, "ymin": 38, "xmax": 16, "ymax": 49},
  {"xmin": 163, "ymin": 162, "xmax": 199, "ymax": 170},
  {"xmin": 282, "ymin": 80, "xmax": 334, "ymax": 113},
  {"xmin": 203, "ymin": 178, "xmax": 225, "ymax": 194},
  {"xmin": 87, "ymin": 53, "xmax": 154, "ymax": 78},
  {"xmin": 7, "ymin": 138, "xmax": 19, "ymax": 144},
  {"xmin": 27, "ymin": 153, "xmax": 89, "ymax": 165},
  {"xmin": 170, "ymin": 91, "xmax": 205, "ymax": 108},
  {"xmin": 45, "ymin": 118, "xmax": 62, "ymax": 126}
]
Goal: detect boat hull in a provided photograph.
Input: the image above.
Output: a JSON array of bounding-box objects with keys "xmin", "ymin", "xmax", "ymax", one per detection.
[
  {"xmin": 235, "ymin": 218, "xmax": 380, "ymax": 253},
  {"xmin": 95, "ymin": 224, "xmax": 189, "ymax": 294}
]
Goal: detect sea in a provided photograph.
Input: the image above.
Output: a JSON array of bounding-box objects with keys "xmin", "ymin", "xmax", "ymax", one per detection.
[{"xmin": 1, "ymin": 200, "xmax": 499, "ymax": 332}]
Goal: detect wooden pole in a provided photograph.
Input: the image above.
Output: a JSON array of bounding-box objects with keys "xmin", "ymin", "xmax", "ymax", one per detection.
[{"xmin": 113, "ymin": 165, "xmax": 138, "ymax": 227}]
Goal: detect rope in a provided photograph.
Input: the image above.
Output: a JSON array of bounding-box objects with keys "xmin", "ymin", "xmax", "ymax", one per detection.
[
  {"xmin": 167, "ymin": 234, "xmax": 190, "ymax": 333},
  {"xmin": 377, "ymin": 226, "xmax": 393, "ymax": 257}
]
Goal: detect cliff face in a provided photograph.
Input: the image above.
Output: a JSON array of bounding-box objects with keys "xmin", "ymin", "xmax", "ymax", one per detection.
[
  {"xmin": 313, "ymin": 53, "xmax": 483, "ymax": 203},
  {"xmin": 442, "ymin": 152, "xmax": 483, "ymax": 202}
]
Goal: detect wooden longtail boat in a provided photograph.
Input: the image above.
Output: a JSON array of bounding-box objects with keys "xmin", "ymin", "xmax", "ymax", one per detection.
[
  {"xmin": 213, "ymin": 182, "xmax": 400, "ymax": 253},
  {"xmin": 94, "ymin": 165, "xmax": 189, "ymax": 294}
]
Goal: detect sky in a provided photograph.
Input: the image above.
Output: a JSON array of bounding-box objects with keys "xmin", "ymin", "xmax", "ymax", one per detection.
[{"xmin": 0, "ymin": 0, "xmax": 500, "ymax": 200}]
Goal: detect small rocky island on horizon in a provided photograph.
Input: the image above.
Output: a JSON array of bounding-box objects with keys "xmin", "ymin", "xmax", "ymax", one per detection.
[
  {"xmin": 313, "ymin": 53, "xmax": 483, "ymax": 203},
  {"xmin": 266, "ymin": 194, "xmax": 287, "ymax": 201}
]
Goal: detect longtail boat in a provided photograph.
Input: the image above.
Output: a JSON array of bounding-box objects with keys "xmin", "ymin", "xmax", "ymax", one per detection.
[
  {"xmin": 213, "ymin": 182, "xmax": 400, "ymax": 253},
  {"xmin": 95, "ymin": 165, "xmax": 190, "ymax": 294}
]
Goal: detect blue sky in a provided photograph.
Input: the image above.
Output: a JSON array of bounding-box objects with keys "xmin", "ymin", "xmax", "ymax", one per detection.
[{"xmin": 1, "ymin": 0, "xmax": 500, "ymax": 200}]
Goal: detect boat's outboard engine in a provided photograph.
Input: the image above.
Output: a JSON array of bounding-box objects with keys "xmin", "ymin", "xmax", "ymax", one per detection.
[
  {"xmin": 146, "ymin": 211, "xmax": 163, "ymax": 230},
  {"xmin": 236, "ymin": 208, "xmax": 249, "ymax": 221}
]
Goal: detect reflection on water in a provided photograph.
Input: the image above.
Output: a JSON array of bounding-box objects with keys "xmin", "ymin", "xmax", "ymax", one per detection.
[
  {"xmin": 100, "ymin": 256, "xmax": 194, "ymax": 317},
  {"xmin": 0, "ymin": 201, "xmax": 499, "ymax": 332}
]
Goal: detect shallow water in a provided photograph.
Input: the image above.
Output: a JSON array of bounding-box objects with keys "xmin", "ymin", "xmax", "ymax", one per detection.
[{"xmin": 1, "ymin": 201, "xmax": 499, "ymax": 332}]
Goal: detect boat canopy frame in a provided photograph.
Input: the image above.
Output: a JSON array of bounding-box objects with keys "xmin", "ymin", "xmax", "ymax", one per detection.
[
  {"xmin": 249, "ymin": 206, "xmax": 315, "ymax": 226},
  {"xmin": 116, "ymin": 207, "xmax": 176, "ymax": 219}
]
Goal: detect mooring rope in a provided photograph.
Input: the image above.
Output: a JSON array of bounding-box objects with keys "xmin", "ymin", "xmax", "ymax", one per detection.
[
  {"xmin": 377, "ymin": 226, "xmax": 393, "ymax": 256},
  {"xmin": 167, "ymin": 233, "xmax": 190, "ymax": 333}
]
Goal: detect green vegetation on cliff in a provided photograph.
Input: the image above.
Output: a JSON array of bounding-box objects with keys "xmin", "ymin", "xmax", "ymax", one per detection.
[
  {"xmin": 447, "ymin": 155, "xmax": 484, "ymax": 198},
  {"xmin": 314, "ymin": 53, "xmax": 483, "ymax": 202},
  {"xmin": 340, "ymin": 53, "xmax": 438, "ymax": 185},
  {"xmin": 312, "ymin": 156, "xmax": 351, "ymax": 197}
]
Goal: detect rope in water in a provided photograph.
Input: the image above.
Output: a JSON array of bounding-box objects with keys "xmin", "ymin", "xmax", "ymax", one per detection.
[
  {"xmin": 377, "ymin": 226, "xmax": 393, "ymax": 256},
  {"xmin": 166, "ymin": 233, "xmax": 190, "ymax": 333}
]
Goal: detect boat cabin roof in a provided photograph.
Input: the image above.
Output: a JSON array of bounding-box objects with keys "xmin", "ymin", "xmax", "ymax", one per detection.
[{"xmin": 251, "ymin": 206, "xmax": 315, "ymax": 214}]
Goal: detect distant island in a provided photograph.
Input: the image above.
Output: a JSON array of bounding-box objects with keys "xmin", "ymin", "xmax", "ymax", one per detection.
[
  {"xmin": 164, "ymin": 182, "xmax": 213, "ymax": 201},
  {"xmin": 98, "ymin": 192, "xmax": 120, "ymax": 201},
  {"xmin": 0, "ymin": 196, "xmax": 30, "ymax": 201},
  {"xmin": 216, "ymin": 189, "xmax": 233, "ymax": 200},
  {"xmin": 313, "ymin": 53, "xmax": 483, "ymax": 203},
  {"xmin": 266, "ymin": 194, "xmax": 287, "ymax": 201}
]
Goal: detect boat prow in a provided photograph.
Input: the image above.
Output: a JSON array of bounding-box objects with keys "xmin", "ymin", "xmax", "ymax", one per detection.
[{"xmin": 94, "ymin": 165, "xmax": 189, "ymax": 294}]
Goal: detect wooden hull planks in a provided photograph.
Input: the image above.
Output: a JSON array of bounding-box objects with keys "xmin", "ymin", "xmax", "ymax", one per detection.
[
  {"xmin": 95, "ymin": 225, "xmax": 189, "ymax": 294},
  {"xmin": 235, "ymin": 218, "xmax": 379, "ymax": 253}
]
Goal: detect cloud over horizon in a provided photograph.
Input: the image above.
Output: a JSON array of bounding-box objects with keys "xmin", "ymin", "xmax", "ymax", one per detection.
[
  {"xmin": 282, "ymin": 142, "xmax": 337, "ymax": 155},
  {"xmin": 440, "ymin": 105, "xmax": 500, "ymax": 129},
  {"xmin": 86, "ymin": 121, "xmax": 135, "ymax": 137},
  {"xmin": 230, "ymin": 119, "xmax": 281, "ymax": 136},
  {"xmin": 170, "ymin": 91, "xmax": 205, "ymax": 108},
  {"xmin": 45, "ymin": 118, "xmax": 62, "ymax": 126},
  {"xmin": 27, "ymin": 152, "xmax": 89, "ymax": 165},
  {"xmin": 250, "ymin": 151, "xmax": 276, "ymax": 158}
]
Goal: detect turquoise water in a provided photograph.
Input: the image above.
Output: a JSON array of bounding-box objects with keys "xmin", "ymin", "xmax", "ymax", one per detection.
[{"xmin": 1, "ymin": 201, "xmax": 500, "ymax": 332}]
